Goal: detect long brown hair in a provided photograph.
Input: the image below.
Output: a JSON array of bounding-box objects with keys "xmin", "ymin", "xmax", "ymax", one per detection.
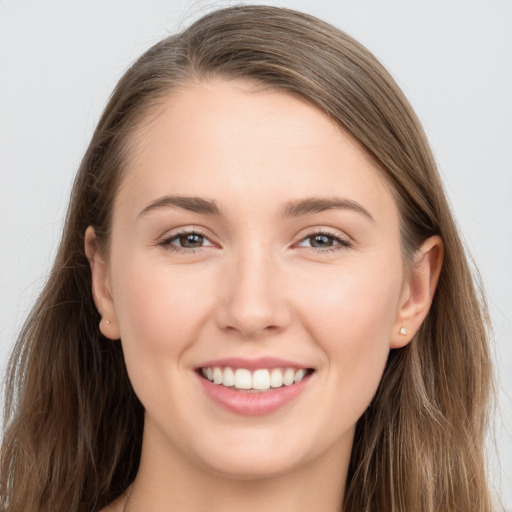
[{"xmin": 1, "ymin": 5, "xmax": 494, "ymax": 511}]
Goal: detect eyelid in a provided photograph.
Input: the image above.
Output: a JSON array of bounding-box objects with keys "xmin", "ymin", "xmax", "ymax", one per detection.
[
  {"xmin": 156, "ymin": 225, "xmax": 352, "ymax": 254},
  {"xmin": 294, "ymin": 225, "xmax": 352, "ymax": 242},
  {"xmin": 158, "ymin": 227, "xmax": 217, "ymax": 253},
  {"xmin": 293, "ymin": 227, "xmax": 353, "ymax": 252}
]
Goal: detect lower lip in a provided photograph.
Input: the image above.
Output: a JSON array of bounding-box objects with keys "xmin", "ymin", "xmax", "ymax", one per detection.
[{"xmin": 197, "ymin": 372, "xmax": 313, "ymax": 416}]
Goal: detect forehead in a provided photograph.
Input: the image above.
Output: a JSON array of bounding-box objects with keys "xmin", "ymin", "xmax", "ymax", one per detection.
[{"xmin": 116, "ymin": 79, "xmax": 397, "ymax": 223}]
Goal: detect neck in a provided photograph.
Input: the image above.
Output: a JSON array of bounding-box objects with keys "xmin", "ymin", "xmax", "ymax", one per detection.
[{"xmin": 124, "ymin": 423, "xmax": 352, "ymax": 512}]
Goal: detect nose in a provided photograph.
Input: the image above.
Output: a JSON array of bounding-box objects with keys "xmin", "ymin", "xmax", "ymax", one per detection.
[{"xmin": 214, "ymin": 245, "xmax": 292, "ymax": 339}]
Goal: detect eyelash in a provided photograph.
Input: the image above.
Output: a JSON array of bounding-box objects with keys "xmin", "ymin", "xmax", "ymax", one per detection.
[
  {"xmin": 160, "ymin": 229, "xmax": 211, "ymax": 254},
  {"xmin": 297, "ymin": 231, "xmax": 352, "ymax": 253},
  {"xmin": 159, "ymin": 229, "xmax": 352, "ymax": 254}
]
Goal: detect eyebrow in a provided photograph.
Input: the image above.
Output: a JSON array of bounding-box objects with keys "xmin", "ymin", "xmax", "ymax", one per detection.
[
  {"xmin": 281, "ymin": 197, "xmax": 374, "ymax": 221},
  {"xmin": 138, "ymin": 195, "xmax": 222, "ymax": 218},
  {"xmin": 137, "ymin": 195, "xmax": 373, "ymax": 221}
]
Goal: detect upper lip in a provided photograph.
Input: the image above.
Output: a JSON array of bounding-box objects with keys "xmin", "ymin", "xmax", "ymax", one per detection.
[{"xmin": 196, "ymin": 357, "xmax": 312, "ymax": 371}]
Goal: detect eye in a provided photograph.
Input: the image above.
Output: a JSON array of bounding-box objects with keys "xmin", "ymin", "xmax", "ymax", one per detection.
[
  {"xmin": 297, "ymin": 232, "xmax": 351, "ymax": 251},
  {"xmin": 160, "ymin": 230, "xmax": 213, "ymax": 252}
]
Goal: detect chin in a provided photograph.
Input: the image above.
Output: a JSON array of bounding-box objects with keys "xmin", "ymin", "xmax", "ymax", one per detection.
[
  {"xmin": 201, "ymin": 452, "xmax": 302, "ymax": 481},
  {"xmin": 187, "ymin": 427, "xmax": 323, "ymax": 481}
]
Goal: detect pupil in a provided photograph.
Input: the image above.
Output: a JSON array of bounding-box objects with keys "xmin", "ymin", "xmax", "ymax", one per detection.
[
  {"xmin": 181, "ymin": 234, "xmax": 203, "ymax": 247},
  {"xmin": 311, "ymin": 234, "xmax": 333, "ymax": 247}
]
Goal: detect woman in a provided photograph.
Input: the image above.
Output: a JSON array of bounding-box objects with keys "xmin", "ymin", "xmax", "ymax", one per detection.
[{"xmin": 0, "ymin": 5, "xmax": 494, "ymax": 512}]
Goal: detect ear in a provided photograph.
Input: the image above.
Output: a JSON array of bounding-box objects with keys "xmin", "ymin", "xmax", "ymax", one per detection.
[
  {"xmin": 391, "ymin": 235, "xmax": 444, "ymax": 349},
  {"xmin": 84, "ymin": 226, "xmax": 120, "ymax": 340}
]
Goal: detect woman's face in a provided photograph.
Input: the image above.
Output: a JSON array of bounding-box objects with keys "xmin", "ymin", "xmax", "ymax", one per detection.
[{"xmin": 91, "ymin": 79, "xmax": 416, "ymax": 479}]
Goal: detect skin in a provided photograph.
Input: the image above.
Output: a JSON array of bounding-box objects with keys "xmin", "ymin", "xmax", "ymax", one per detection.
[{"xmin": 86, "ymin": 79, "xmax": 443, "ymax": 512}]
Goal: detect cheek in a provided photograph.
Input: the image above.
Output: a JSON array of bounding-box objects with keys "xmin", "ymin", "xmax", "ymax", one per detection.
[
  {"xmin": 113, "ymin": 257, "xmax": 212, "ymax": 349},
  {"xmin": 297, "ymin": 257, "xmax": 402, "ymax": 406},
  {"xmin": 109, "ymin": 256, "xmax": 217, "ymax": 405},
  {"xmin": 301, "ymin": 254, "xmax": 401, "ymax": 334}
]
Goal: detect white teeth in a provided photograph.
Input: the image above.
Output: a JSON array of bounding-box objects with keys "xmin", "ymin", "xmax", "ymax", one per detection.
[
  {"xmin": 294, "ymin": 368, "xmax": 306, "ymax": 383},
  {"xmin": 252, "ymin": 369, "xmax": 270, "ymax": 390},
  {"xmin": 213, "ymin": 367, "xmax": 223, "ymax": 385},
  {"xmin": 223, "ymin": 367, "xmax": 235, "ymax": 387},
  {"xmin": 234, "ymin": 368, "xmax": 252, "ymax": 389},
  {"xmin": 283, "ymin": 368, "xmax": 295, "ymax": 386},
  {"xmin": 201, "ymin": 366, "xmax": 310, "ymax": 390},
  {"xmin": 270, "ymin": 368, "xmax": 283, "ymax": 388}
]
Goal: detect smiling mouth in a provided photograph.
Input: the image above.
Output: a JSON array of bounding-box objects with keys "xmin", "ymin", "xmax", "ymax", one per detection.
[{"xmin": 198, "ymin": 367, "xmax": 315, "ymax": 392}]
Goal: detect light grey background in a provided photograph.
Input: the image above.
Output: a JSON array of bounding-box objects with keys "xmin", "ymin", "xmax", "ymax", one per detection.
[{"xmin": 1, "ymin": 0, "xmax": 511, "ymax": 507}]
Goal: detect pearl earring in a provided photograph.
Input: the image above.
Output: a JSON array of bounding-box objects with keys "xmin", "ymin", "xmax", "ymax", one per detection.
[{"xmin": 399, "ymin": 327, "xmax": 409, "ymax": 335}]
